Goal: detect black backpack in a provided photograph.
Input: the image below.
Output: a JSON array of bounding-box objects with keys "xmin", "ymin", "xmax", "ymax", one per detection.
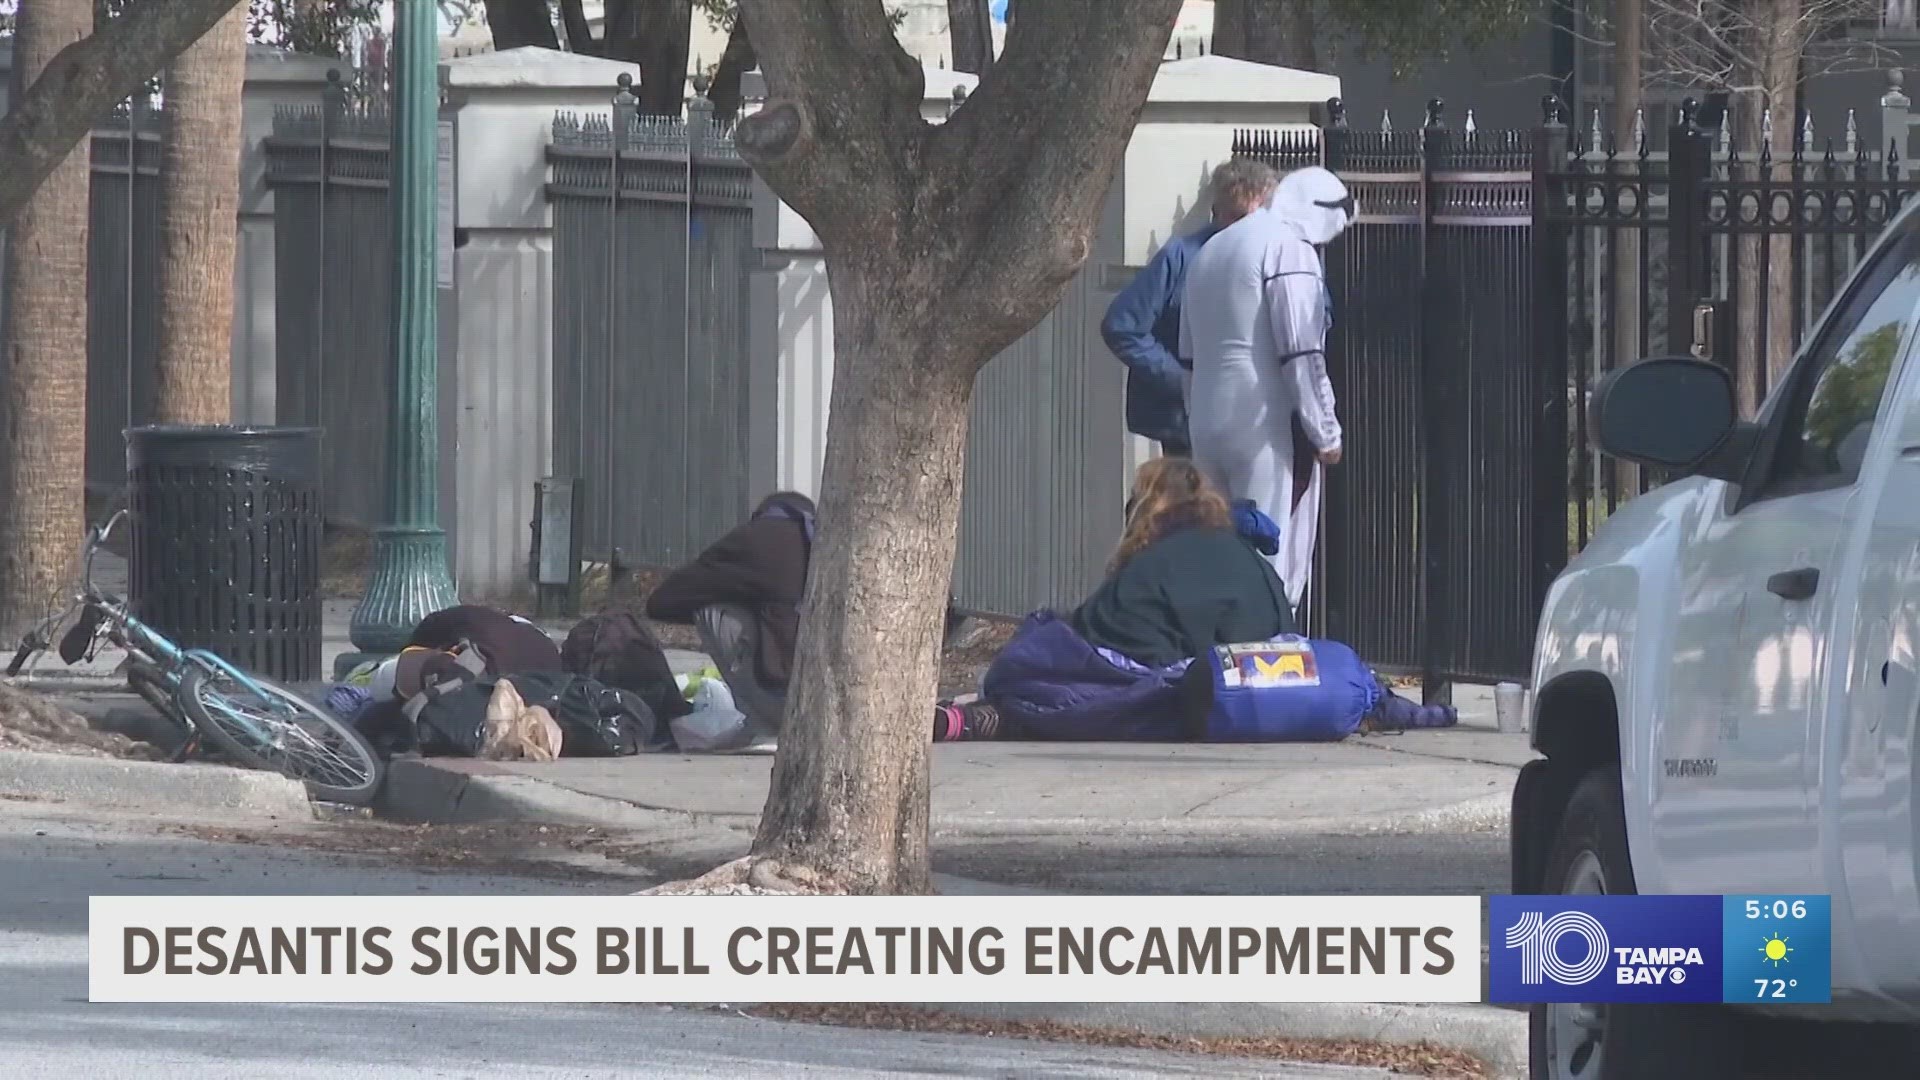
[
  {"xmin": 409, "ymin": 671, "xmax": 663, "ymax": 757},
  {"xmin": 560, "ymin": 611, "xmax": 692, "ymax": 723}
]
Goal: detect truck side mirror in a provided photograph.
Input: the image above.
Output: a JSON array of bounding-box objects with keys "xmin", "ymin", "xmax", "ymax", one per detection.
[{"xmin": 1588, "ymin": 356, "xmax": 1755, "ymax": 482}]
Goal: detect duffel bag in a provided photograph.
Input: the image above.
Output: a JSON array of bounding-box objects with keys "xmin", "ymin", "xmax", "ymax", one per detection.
[{"xmin": 1183, "ymin": 636, "xmax": 1380, "ymax": 743}]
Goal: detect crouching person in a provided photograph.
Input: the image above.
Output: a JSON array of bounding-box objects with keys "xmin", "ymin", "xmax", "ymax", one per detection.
[
  {"xmin": 649, "ymin": 490, "xmax": 975, "ymax": 739},
  {"xmin": 645, "ymin": 492, "xmax": 816, "ymax": 738}
]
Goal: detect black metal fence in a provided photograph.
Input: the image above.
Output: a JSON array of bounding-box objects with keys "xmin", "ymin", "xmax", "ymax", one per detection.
[
  {"xmin": 264, "ymin": 73, "xmax": 396, "ymax": 528},
  {"xmin": 1238, "ymin": 83, "xmax": 1920, "ymax": 690},
  {"xmin": 546, "ymin": 87, "xmax": 755, "ymax": 571}
]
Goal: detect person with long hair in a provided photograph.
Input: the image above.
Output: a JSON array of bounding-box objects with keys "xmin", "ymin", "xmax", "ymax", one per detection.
[
  {"xmin": 934, "ymin": 459, "xmax": 1294, "ymax": 743},
  {"xmin": 1073, "ymin": 456, "xmax": 1294, "ymax": 666}
]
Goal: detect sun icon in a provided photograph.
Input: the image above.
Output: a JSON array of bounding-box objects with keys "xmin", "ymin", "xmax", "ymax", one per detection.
[{"xmin": 1760, "ymin": 933, "xmax": 1793, "ymax": 967}]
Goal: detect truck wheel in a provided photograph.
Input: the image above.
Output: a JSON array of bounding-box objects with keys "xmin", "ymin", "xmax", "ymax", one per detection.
[{"xmin": 1530, "ymin": 768, "xmax": 1739, "ymax": 1080}]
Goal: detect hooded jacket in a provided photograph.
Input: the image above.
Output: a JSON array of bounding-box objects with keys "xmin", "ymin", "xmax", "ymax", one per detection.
[{"xmin": 645, "ymin": 495, "xmax": 814, "ymax": 686}]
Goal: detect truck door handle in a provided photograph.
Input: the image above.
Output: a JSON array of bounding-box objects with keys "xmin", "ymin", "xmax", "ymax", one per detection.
[{"xmin": 1767, "ymin": 567, "xmax": 1820, "ymax": 601}]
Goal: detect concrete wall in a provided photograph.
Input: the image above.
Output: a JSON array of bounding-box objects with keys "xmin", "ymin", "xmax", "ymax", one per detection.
[{"xmin": 438, "ymin": 47, "xmax": 644, "ymax": 598}]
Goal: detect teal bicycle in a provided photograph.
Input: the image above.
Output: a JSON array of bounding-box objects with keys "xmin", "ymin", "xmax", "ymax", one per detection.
[{"xmin": 7, "ymin": 510, "xmax": 383, "ymax": 805}]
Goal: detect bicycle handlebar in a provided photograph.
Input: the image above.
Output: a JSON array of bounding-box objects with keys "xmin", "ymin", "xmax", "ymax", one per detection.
[{"xmin": 80, "ymin": 509, "xmax": 128, "ymax": 597}]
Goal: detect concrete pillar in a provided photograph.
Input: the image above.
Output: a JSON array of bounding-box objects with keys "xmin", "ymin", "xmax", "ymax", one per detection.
[
  {"xmin": 233, "ymin": 48, "xmax": 340, "ymax": 424},
  {"xmin": 436, "ymin": 46, "xmax": 644, "ymax": 598}
]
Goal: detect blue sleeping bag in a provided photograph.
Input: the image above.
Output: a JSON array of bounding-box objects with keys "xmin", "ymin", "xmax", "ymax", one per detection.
[
  {"xmin": 981, "ymin": 612, "xmax": 1190, "ymax": 741},
  {"xmin": 1196, "ymin": 635, "xmax": 1381, "ymax": 742}
]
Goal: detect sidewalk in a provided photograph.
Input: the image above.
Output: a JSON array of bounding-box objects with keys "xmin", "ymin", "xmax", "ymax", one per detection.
[
  {"xmin": 13, "ymin": 558, "xmax": 1533, "ymax": 843},
  {"xmin": 385, "ymin": 690, "xmax": 1530, "ymax": 840}
]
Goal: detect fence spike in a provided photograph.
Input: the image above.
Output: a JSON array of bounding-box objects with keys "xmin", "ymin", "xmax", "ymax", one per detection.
[
  {"xmin": 1824, "ymin": 137, "xmax": 1837, "ymax": 166},
  {"xmin": 1381, "ymin": 108, "xmax": 1392, "ymax": 133},
  {"xmin": 1847, "ymin": 109, "xmax": 1860, "ymax": 155},
  {"xmin": 1175, "ymin": 40, "xmax": 1184, "ymax": 59},
  {"xmin": 1589, "ymin": 106, "xmax": 1603, "ymax": 151},
  {"xmin": 1464, "ymin": 108, "xmax": 1477, "ymax": 136},
  {"xmin": 1633, "ymin": 107, "xmax": 1648, "ymax": 156}
]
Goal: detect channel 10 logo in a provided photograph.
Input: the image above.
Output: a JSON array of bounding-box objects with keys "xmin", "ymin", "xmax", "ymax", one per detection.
[{"xmin": 1489, "ymin": 896, "xmax": 1723, "ymax": 1004}]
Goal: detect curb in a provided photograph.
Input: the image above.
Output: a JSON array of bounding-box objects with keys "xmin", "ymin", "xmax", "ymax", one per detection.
[
  {"xmin": 0, "ymin": 749, "xmax": 313, "ymax": 821},
  {"xmin": 379, "ymin": 759, "xmax": 1511, "ymax": 841},
  {"xmin": 907, "ymin": 1000, "xmax": 1527, "ymax": 1079},
  {"xmin": 377, "ymin": 758, "xmax": 748, "ymax": 841}
]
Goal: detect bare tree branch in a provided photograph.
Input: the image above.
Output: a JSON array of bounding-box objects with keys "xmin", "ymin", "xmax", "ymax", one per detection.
[{"xmin": 0, "ymin": 0, "xmax": 247, "ymax": 229}]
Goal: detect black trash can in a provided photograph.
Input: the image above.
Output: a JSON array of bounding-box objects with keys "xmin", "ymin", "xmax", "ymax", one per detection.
[{"xmin": 124, "ymin": 425, "xmax": 324, "ymax": 683}]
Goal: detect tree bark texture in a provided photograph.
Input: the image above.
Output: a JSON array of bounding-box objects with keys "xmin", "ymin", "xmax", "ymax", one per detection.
[
  {"xmin": 947, "ymin": 0, "xmax": 994, "ymax": 74},
  {"xmin": 733, "ymin": 0, "xmax": 1182, "ymax": 894},
  {"xmin": 0, "ymin": 0, "xmax": 93, "ymax": 641},
  {"xmin": 153, "ymin": 2, "xmax": 248, "ymax": 425},
  {"xmin": 0, "ymin": 0, "xmax": 247, "ymax": 229},
  {"xmin": 1213, "ymin": 0, "xmax": 1318, "ymax": 70},
  {"xmin": 482, "ymin": 0, "xmax": 561, "ymax": 50}
]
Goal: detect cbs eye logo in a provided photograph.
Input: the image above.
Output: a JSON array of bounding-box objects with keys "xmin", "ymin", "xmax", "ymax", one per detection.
[{"xmin": 1504, "ymin": 911, "xmax": 1610, "ymax": 986}]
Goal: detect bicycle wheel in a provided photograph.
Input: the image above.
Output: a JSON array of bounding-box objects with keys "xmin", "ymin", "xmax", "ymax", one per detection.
[{"xmin": 175, "ymin": 661, "xmax": 385, "ymax": 805}]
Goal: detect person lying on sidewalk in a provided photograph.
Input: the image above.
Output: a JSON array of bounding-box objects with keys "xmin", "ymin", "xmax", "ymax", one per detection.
[
  {"xmin": 647, "ymin": 491, "xmax": 976, "ymax": 739},
  {"xmin": 932, "ymin": 458, "xmax": 1455, "ymax": 743}
]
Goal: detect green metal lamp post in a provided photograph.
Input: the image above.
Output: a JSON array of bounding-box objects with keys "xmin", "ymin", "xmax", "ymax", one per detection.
[{"xmin": 346, "ymin": 0, "xmax": 457, "ymax": 663}]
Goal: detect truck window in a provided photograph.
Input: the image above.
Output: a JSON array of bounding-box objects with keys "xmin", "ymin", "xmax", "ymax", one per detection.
[{"xmin": 1767, "ymin": 223, "xmax": 1920, "ymax": 490}]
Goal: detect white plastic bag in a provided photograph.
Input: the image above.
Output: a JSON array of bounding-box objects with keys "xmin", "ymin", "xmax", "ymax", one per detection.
[{"xmin": 670, "ymin": 677, "xmax": 752, "ymax": 752}]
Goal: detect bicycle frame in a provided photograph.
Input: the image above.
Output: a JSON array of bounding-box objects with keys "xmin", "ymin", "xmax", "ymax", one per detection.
[{"xmin": 47, "ymin": 510, "xmax": 283, "ymax": 736}]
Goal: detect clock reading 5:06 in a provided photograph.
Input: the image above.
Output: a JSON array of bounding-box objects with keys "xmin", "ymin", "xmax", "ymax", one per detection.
[{"xmin": 1745, "ymin": 899, "xmax": 1809, "ymax": 920}]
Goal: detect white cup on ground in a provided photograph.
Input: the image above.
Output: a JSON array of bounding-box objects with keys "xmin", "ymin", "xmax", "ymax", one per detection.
[{"xmin": 1495, "ymin": 682, "xmax": 1526, "ymax": 734}]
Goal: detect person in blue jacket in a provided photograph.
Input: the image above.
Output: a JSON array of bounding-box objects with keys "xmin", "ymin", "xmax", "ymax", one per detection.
[{"xmin": 1099, "ymin": 158, "xmax": 1278, "ymax": 455}]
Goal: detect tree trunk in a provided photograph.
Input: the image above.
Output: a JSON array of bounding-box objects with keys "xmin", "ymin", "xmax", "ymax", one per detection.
[
  {"xmin": 1609, "ymin": 0, "xmax": 1642, "ymax": 499},
  {"xmin": 603, "ymin": 0, "xmax": 693, "ymax": 115},
  {"xmin": 482, "ymin": 0, "xmax": 560, "ymax": 50},
  {"xmin": 556, "ymin": 0, "xmax": 596, "ymax": 54},
  {"xmin": 0, "ymin": 0, "xmax": 249, "ymax": 229},
  {"xmin": 709, "ymin": 14, "xmax": 757, "ymax": 122},
  {"xmin": 0, "ymin": 0, "xmax": 93, "ymax": 641},
  {"xmin": 731, "ymin": 0, "xmax": 1182, "ymax": 894},
  {"xmin": 947, "ymin": 0, "xmax": 994, "ymax": 75},
  {"xmin": 751, "ymin": 287, "xmax": 976, "ymax": 895},
  {"xmin": 153, "ymin": 2, "xmax": 248, "ymax": 425},
  {"xmin": 1729, "ymin": 0, "xmax": 1801, "ymax": 417},
  {"xmin": 1213, "ymin": 0, "xmax": 1317, "ymax": 69}
]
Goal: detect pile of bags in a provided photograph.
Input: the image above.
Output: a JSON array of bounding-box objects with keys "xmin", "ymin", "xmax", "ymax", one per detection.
[{"xmin": 334, "ymin": 605, "xmax": 756, "ymax": 759}]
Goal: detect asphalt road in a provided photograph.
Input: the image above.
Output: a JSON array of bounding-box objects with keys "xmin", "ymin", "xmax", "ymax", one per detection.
[{"xmin": 0, "ymin": 804, "xmax": 1394, "ymax": 1079}]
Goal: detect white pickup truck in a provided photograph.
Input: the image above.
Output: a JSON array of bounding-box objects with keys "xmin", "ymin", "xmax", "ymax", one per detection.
[{"xmin": 1513, "ymin": 202, "xmax": 1920, "ymax": 1079}]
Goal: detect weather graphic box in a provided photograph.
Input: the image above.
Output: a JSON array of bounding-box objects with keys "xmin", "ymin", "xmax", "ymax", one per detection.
[
  {"xmin": 1722, "ymin": 895, "xmax": 1831, "ymax": 1004},
  {"xmin": 1488, "ymin": 894, "xmax": 1831, "ymax": 1005}
]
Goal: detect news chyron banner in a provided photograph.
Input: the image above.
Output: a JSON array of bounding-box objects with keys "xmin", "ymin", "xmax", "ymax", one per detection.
[
  {"xmin": 1488, "ymin": 894, "xmax": 1832, "ymax": 1005},
  {"xmin": 88, "ymin": 896, "xmax": 1481, "ymax": 1003}
]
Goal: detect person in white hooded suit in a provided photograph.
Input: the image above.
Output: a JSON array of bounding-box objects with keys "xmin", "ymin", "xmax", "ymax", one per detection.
[{"xmin": 1179, "ymin": 164, "xmax": 1354, "ymax": 615}]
